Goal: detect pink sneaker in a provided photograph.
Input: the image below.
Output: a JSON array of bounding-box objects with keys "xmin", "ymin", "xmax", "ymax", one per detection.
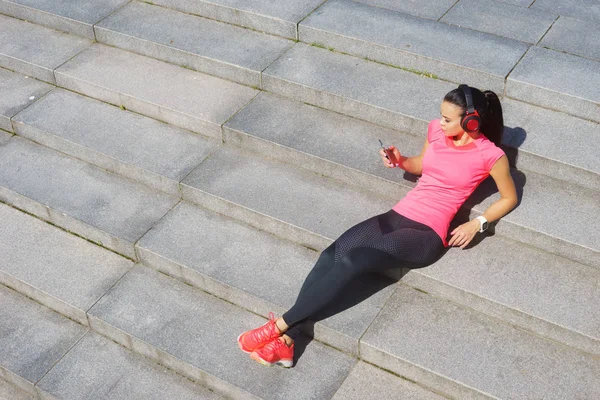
[
  {"xmin": 237, "ymin": 312, "xmax": 281, "ymax": 353},
  {"xmin": 250, "ymin": 338, "xmax": 294, "ymax": 368}
]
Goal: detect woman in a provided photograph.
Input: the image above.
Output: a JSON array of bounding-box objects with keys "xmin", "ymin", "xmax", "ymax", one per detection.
[{"xmin": 237, "ymin": 85, "xmax": 518, "ymax": 368}]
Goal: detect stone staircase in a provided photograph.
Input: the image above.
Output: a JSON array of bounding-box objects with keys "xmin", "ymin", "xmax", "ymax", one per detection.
[{"xmin": 0, "ymin": 0, "xmax": 599, "ymax": 399}]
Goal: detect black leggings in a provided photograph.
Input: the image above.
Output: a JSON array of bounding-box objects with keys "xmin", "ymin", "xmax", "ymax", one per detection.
[{"xmin": 282, "ymin": 210, "xmax": 443, "ymax": 339}]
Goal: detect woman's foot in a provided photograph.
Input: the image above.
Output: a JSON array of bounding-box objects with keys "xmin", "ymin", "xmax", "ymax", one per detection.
[
  {"xmin": 237, "ymin": 312, "xmax": 282, "ymax": 353},
  {"xmin": 250, "ymin": 337, "xmax": 294, "ymax": 368}
]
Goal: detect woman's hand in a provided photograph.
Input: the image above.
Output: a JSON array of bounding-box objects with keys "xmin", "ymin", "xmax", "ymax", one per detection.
[
  {"xmin": 448, "ymin": 219, "xmax": 480, "ymax": 249},
  {"xmin": 379, "ymin": 146, "xmax": 401, "ymax": 168}
]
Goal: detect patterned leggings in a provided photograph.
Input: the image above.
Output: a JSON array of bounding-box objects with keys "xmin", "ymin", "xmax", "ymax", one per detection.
[{"xmin": 282, "ymin": 210, "xmax": 443, "ymax": 339}]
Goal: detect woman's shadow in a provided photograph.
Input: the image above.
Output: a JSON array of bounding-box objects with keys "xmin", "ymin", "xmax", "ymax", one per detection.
[{"xmin": 293, "ymin": 126, "xmax": 529, "ymax": 362}]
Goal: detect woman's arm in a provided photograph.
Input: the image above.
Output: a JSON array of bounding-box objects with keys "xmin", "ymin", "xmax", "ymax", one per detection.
[
  {"xmin": 380, "ymin": 138, "xmax": 429, "ymax": 176},
  {"xmin": 448, "ymin": 155, "xmax": 517, "ymax": 249}
]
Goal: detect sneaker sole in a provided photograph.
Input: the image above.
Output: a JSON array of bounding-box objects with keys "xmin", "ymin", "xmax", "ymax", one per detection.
[
  {"xmin": 250, "ymin": 352, "xmax": 293, "ymax": 368},
  {"xmin": 237, "ymin": 333, "xmax": 252, "ymax": 354}
]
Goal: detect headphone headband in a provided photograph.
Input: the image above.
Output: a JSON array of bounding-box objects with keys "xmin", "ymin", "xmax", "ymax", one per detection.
[{"xmin": 459, "ymin": 84, "xmax": 475, "ymax": 114}]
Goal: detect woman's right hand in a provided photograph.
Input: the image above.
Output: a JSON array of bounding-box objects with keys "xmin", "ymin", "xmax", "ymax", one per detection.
[{"xmin": 380, "ymin": 146, "xmax": 401, "ymax": 168}]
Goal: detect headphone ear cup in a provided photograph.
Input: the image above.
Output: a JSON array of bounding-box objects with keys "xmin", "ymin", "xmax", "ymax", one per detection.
[{"xmin": 461, "ymin": 113, "xmax": 481, "ymax": 133}]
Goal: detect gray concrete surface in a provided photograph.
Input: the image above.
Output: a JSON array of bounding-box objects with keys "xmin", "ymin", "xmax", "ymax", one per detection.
[
  {"xmin": 150, "ymin": 0, "xmax": 324, "ymax": 39},
  {"xmin": 13, "ymin": 89, "xmax": 219, "ymax": 195},
  {"xmin": 223, "ymin": 92, "xmax": 421, "ymax": 199},
  {"xmin": 502, "ymin": 98, "xmax": 600, "ymax": 191},
  {"xmin": 0, "ymin": 378, "xmax": 35, "ymax": 400},
  {"xmin": 352, "ymin": 0, "xmax": 456, "ymax": 20},
  {"xmin": 88, "ymin": 266, "xmax": 358, "ymax": 400},
  {"xmin": 404, "ymin": 233, "xmax": 600, "ymax": 355},
  {"xmin": 55, "ymin": 44, "xmax": 258, "ymax": 138},
  {"xmin": 136, "ymin": 202, "xmax": 397, "ymax": 355},
  {"xmin": 540, "ymin": 16, "xmax": 600, "ymax": 61},
  {"xmin": 531, "ymin": 0, "xmax": 600, "ymax": 24},
  {"xmin": 181, "ymin": 145, "xmax": 395, "ymax": 251},
  {"xmin": 441, "ymin": 0, "xmax": 556, "ymax": 43},
  {"xmin": 0, "ymin": 203, "xmax": 132, "ymax": 325},
  {"xmin": 332, "ymin": 361, "xmax": 446, "ymax": 400},
  {"xmin": 263, "ymin": 43, "xmax": 455, "ymax": 136},
  {"xmin": 361, "ymin": 285, "xmax": 600, "ymax": 399},
  {"xmin": 0, "ymin": 285, "xmax": 87, "ymax": 395},
  {"xmin": 0, "ymin": 137, "xmax": 178, "ymax": 258},
  {"xmin": 507, "ymin": 46, "xmax": 600, "ymax": 123},
  {"xmin": 37, "ymin": 332, "xmax": 226, "ymax": 400},
  {"xmin": 0, "ymin": 68, "xmax": 52, "ymax": 132},
  {"xmin": 299, "ymin": 0, "xmax": 529, "ymax": 92},
  {"xmin": 0, "ymin": 14, "xmax": 92, "ymax": 83},
  {"xmin": 0, "ymin": 0, "xmax": 129, "ymax": 38},
  {"xmin": 95, "ymin": 1, "xmax": 294, "ymax": 86}
]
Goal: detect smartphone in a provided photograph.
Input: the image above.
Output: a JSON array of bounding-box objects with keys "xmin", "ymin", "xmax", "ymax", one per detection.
[{"xmin": 379, "ymin": 139, "xmax": 398, "ymax": 166}]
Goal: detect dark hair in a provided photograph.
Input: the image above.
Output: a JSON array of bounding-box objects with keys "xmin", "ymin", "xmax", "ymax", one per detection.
[{"xmin": 443, "ymin": 86, "xmax": 504, "ymax": 147}]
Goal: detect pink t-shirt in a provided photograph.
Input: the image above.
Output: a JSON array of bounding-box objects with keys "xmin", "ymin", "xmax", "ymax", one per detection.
[{"xmin": 393, "ymin": 119, "xmax": 505, "ymax": 246}]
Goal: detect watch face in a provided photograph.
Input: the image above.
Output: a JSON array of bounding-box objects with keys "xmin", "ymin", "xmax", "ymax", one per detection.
[{"xmin": 482, "ymin": 221, "xmax": 488, "ymax": 231}]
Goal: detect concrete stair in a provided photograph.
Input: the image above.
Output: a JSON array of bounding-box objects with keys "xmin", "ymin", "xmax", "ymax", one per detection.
[
  {"xmin": 0, "ymin": 137, "xmax": 179, "ymax": 258},
  {"xmin": 54, "ymin": 43, "xmax": 258, "ymax": 139},
  {"xmin": 0, "ymin": 14, "xmax": 92, "ymax": 83},
  {"xmin": 1, "ymin": 204, "xmax": 598, "ymax": 398},
  {"xmin": 0, "ymin": 0, "xmax": 129, "ymax": 39},
  {"xmin": 146, "ymin": 0, "xmax": 326, "ymax": 40},
  {"xmin": 94, "ymin": 1, "xmax": 294, "ymax": 87},
  {"xmin": 0, "ymin": 281, "xmax": 226, "ymax": 399},
  {"xmin": 1, "ymin": 1, "xmax": 599, "ymax": 398}
]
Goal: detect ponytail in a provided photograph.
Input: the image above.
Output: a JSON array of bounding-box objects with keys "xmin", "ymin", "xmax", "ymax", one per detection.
[
  {"xmin": 481, "ymin": 90, "xmax": 503, "ymax": 147},
  {"xmin": 443, "ymin": 86, "xmax": 504, "ymax": 147}
]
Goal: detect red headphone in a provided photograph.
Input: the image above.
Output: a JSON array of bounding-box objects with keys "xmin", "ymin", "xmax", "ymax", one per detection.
[{"xmin": 459, "ymin": 84, "xmax": 481, "ymax": 133}]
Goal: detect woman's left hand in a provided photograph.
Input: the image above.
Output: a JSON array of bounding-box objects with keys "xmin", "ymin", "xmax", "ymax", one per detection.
[{"xmin": 448, "ymin": 220, "xmax": 480, "ymax": 249}]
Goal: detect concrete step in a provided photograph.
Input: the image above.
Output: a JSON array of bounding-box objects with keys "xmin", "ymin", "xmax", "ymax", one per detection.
[
  {"xmin": 351, "ymin": 0, "xmax": 456, "ymax": 20},
  {"xmin": 0, "ymin": 284, "xmax": 87, "ymax": 396},
  {"xmin": 0, "ymin": 137, "xmax": 179, "ymax": 259},
  {"xmin": 95, "ymin": 1, "xmax": 294, "ymax": 87},
  {"xmin": 0, "ymin": 131, "xmax": 11, "ymax": 144},
  {"xmin": 0, "ymin": 67, "xmax": 52, "ymax": 133},
  {"xmin": 0, "ymin": 203, "xmax": 132, "ymax": 325},
  {"xmin": 499, "ymin": 0, "xmax": 534, "ymax": 7},
  {"xmin": 0, "ymin": 0, "xmax": 129, "ymax": 39},
  {"xmin": 531, "ymin": 0, "xmax": 600, "ymax": 24},
  {"xmin": 136, "ymin": 200, "xmax": 600, "ymax": 357},
  {"xmin": 226, "ymin": 92, "xmax": 600, "ymax": 193},
  {"xmin": 332, "ymin": 361, "xmax": 447, "ymax": 400},
  {"xmin": 507, "ymin": 46, "xmax": 600, "ymax": 123},
  {"xmin": 137, "ymin": 202, "xmax": 397, "ymax": 356},
  {"xmin": 149, "ymin": 0, "xmax": 325, "ymax": 40},
  {"xmin": 298, "ymin": 0, "xmax": 530, "ymax": 93},
  {"xmin": 540, "ymin": 16, "xmax": 600, "ymax": 61},
  {"xmin": 37, "ymin": 332, "xmax": 226, "ymax": 400},
  {"xmin": 181, "ymin": 145, "xmax": 395, "ymax": 251},
  {"xmin": 440, "ymin": 0, "xmax": 557, "ymax": 44},
  {"xmin": 0, "ymin": 14, "xmax": 92, "ymax": 83},
  {"xmin": 88, "ymin": 265, "xmax": 359, "ymax": 400},
  {"xmin": 361, "ymin": 285, "xmax": 600, "ymax": 399},
  {"xmin": 502, "ymin": 98, "xmax": 600, "ymax": 192},
  {"xmin": 221, "ymin": 93, "xmax": 600, "ymax": 268},
  {"xmin": 0, "ymin": 379, "xmax": 35, "ymax": 400},
  {"xmin": 262, "ymin": 42, "xmax": 455, "ymax": 137},
  {"xmin": 12, "ymin": 88, "xmax": 219, "ymax": 195},
  {"xmin": 55, "ymin": 43, "xmax": 259, "ymax": 138}
]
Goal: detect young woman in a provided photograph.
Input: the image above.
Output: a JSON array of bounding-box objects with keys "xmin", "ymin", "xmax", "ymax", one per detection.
[{"xmin": 237, "ymin": 85, "xmax": 518, "ymax": 368}]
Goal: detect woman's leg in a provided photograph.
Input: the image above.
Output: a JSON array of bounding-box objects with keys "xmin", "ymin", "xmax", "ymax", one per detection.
[
  {"xmin": 283, "ymin": 211, "xmax": 400, "ymax": 340},
  {"xmin": 282, "ymin": 218, "xmax": 443, "ymax": 336}
]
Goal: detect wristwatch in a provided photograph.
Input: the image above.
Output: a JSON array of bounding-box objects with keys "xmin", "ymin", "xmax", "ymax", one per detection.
[{"xmin": 476, "ymin": 216, "xmax": 488, "ymax": 233}]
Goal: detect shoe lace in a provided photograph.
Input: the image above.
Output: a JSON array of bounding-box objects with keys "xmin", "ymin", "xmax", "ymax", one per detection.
[
  {"xmin": 252, "ymin": 312, "xmax": 279, "ymax": 343},
  {"xmin": 261, "ymin": 337, "xmax": 284, "ymax": 354}
]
